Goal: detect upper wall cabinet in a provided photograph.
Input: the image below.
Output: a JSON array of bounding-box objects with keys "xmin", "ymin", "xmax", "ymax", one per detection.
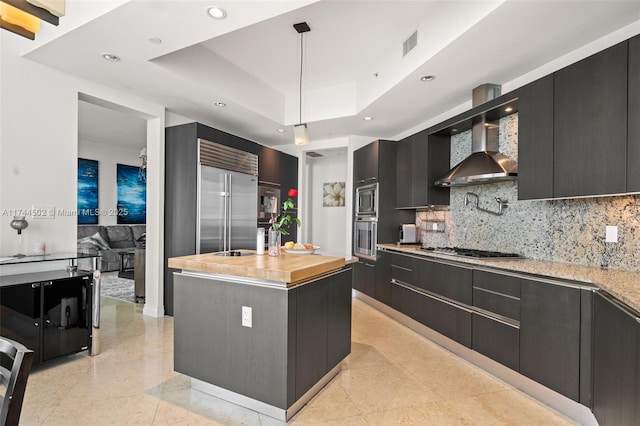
[
  {"xmin": 553, "ymin": 40, "xmax": 628, "ymax": 198},
  {"xmin": 353, "ymin": 141, "xmax": 379, "ymax": 185},
  {"xmin": 396, "ymin": 131, "xmax": 450, "ymax": 209},
  {"xmin": 626, "ymin": 35, "xmax": 640, "ymax": 192},
  {"xmin": 518, "ymin": 75, "xmax": 554, "ymax": 200},
  {"xmin": 519, "ymin": 37, "xmax": 636, "ymax": 200}
]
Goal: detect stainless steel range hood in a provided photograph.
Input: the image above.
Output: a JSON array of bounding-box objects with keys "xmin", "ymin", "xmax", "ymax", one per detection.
[{"xmin": 434, "ymin": 84, "xmax": 517, "ymax": 187}]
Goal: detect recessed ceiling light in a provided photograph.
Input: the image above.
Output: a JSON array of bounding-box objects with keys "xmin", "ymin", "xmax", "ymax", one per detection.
[
  {"xmin": 206, "ymin": 6, "xmax": 227, "ymax": 19},
  {"xmin": 420, "ymin": 75, "xmax": 435, "ymax": 82},
  {"xmin": 363, "ymin": 116, "xmax": 374, "ymax": 121},
  {"xmin": 214, "ymin": 102, "xmax": 226, "ymax": 107},
  {"xmin": 505, "ymin": 106, "xmax": 513, "ymax": 112},
  {"xmin": 101, "ymin": 53, "xmax": 121, "ymax": 62},
  {"xmin": 277, "ymin": 128, "xmax": 285, "ymax": 133},
  {"xmin": 149, "ymin": 37, "xmax": 162, "ymax": 44}
]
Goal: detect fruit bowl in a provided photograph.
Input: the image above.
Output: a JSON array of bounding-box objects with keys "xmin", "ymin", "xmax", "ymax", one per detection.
[{"xmin": 282, "ymin": 245, "xmax": 319, "ymax": 255}]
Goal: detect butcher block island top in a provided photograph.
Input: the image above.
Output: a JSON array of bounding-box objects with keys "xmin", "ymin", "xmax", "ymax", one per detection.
[{"xmin": 168, "ymin": 251, "xmax": 346, "ymax": 285}]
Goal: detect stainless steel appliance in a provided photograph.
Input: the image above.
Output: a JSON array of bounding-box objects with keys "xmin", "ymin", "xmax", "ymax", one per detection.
[
  {"xmin": 353, "ymin": 219, "xmax": 377, "ymax": 259},
  {"xmin": 399, "ymin": 224, "xmax": 417, "ymax": 243},
  {"xmin": 258, "ymin": 186, "xmax": 280, "ymax": 221},
  {"xmin": 355, "ymin": 182, "xmax": 378, "ymax": 218},
  {"xmin": 419, "ymin": 246, "xmax": 522, "ymax": 259},
  {"xmin": 435, "ymin": 84, "xmax": 518, "ymax": 187},
  {"xmin": 197, "ymin": 140, "xmax": 258, "ymax": 254}
]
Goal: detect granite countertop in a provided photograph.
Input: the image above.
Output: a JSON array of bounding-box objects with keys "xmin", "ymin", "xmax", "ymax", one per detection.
[
  {"xmin": 378, "ymin": 243, "xmax": 640, "ymax": 313},
  {"xmin": 168, "ymin": 250, "xmax": 346, "ymax": 285}
]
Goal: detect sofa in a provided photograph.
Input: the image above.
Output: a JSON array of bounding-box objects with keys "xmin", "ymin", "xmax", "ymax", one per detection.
[{"xmin": 77, "ymin": 225, "xmax": 146, "ymax": 272}]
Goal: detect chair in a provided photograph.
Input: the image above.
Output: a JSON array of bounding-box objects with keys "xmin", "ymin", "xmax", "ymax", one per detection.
[{"xmin": 0, "ymin": 337, "xmax": 34, "ymax": 426}]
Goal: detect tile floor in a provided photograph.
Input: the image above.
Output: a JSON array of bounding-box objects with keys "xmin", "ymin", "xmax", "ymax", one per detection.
[{"xmin": 19, "ymin": 296, "xmax": 576, "ymax": 425}]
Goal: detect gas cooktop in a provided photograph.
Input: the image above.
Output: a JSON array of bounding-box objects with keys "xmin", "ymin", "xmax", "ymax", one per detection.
[{"xmin": 419, "ymin": 246, "xmax": 523, "ymax": 259}]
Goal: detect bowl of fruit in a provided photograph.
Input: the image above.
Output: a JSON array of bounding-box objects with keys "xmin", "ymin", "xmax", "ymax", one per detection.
[{"xmin": 283, "ymin": 242, "xmax": 319, "ymax": 254}]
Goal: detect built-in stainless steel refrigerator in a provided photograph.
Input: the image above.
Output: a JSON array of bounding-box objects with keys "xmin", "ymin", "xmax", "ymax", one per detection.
[{"xmin": 197, "ymin": 166, "xmax": 257, "ymax": 253}]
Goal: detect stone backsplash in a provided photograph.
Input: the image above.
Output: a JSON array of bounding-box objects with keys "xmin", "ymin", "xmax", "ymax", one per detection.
[{"xmin": 417, "ymin": 113, "xmax": 640, "ymax": 271}]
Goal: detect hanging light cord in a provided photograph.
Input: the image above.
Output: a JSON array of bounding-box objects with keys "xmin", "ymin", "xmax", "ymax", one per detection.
[{"xmin": 299, "ymin": 32, "xmax": 304, "ymax": 125}]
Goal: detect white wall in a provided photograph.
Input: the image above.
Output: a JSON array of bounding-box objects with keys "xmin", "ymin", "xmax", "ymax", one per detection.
[
  {"xmin": 1, "ymin": 39, "xmax": 166, "ymax": 317},
  {"xmin": 306, "ymin": 149, "xmax": 348, "ymax": 257},
  {"xmin": 78, "ymin": 140, "xmax": 144, "ymax": 226}
]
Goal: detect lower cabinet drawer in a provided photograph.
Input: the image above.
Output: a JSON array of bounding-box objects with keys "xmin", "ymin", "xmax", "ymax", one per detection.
[
  {"xmin": 418, "ymin": 292, "xmax": 472, "ymax": 348},
  {"xmin": 472, "ymin": 313, "xmax": 520, "ymax": 371}
]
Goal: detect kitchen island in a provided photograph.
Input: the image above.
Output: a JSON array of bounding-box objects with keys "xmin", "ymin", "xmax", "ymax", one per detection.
[{"xmin": 167, "ymin": 251, "xmax": 351, "ymax": 421}]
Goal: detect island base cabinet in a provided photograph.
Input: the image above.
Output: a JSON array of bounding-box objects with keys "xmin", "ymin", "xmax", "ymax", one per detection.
[
  {"xmin": 173, "ymin": 267, "xmax": 352, "ymax": 416},
  {"xmin": 592, "ymin": 291, "xmax": 640, "ymax": 426}
]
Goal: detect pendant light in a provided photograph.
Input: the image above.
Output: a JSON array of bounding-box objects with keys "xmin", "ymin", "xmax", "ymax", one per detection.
[{"xmin": 293, "ymin": 22, "xmax": 310, "ymax": 146}]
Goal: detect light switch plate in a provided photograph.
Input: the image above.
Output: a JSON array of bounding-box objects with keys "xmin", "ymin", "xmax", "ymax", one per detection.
[{"xmin": 605, "ymin": 225, "xmax": 618, "ymax": 243}]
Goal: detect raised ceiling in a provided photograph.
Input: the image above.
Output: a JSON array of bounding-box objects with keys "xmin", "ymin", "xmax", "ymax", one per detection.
[{"xmin": 14, "ymin": 0, "xmax": 640, "ymax": 147}]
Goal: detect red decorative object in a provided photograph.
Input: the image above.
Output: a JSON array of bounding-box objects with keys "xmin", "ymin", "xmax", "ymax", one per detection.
[{"xmin": 288, "ymin": 188, "xmax": 298, "ymax": 197}]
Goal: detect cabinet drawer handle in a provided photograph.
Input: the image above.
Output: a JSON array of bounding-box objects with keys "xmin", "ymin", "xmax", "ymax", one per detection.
[
  {"xmin": 392, "ymin": 265, "xmax": 412, "ymax": 272},
  {"xmin": 391, "ymin": 279, "xmax": 473, "ymax": 313},
  {"xmin": 34, "ymin": 322, "xmax": 39, "ymax": 327},
  {"xmin": 31, "ymin": 283, "xmax": 39, "ymax": 289},
  {"xmin": 44, "ymin": 281, "xmax": 53, "ymax": 287}
]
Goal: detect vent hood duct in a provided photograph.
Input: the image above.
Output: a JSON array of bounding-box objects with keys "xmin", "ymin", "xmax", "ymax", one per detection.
[{"xmin": 434, "ymin": 84, "xmax": 518, "ymax": 187}]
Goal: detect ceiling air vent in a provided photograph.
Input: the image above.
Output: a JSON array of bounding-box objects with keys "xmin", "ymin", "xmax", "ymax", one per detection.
[
  {"xmin": 306, "ymin": 151, "xmax": 323, "ymax": 158},
  {"xmin": 402, "ymin": 30, "xmax": 418, "ymax": 57}
]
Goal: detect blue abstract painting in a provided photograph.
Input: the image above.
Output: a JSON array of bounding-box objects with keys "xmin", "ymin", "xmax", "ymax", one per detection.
[
  {"xmin": 117, "ymin": 164, "xmax": 146, "ymax": 224},
  {"xmin": 78, "ymin": 158, "xmax": 99, "ymax": 224}
]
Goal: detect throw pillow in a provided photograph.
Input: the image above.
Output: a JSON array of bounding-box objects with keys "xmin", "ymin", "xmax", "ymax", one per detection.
[{"xmin": 78, "ymin": 232, "xmax": 111, "ymax": 250}]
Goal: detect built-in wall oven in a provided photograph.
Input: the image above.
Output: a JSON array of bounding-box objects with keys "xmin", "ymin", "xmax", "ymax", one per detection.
[
  {"xmin": 354, "ymin": 182, "xmax": 379, "ymax": 259},
  {"xmin": 353, "ymin": 218, "xmax": 377, "ymax": 259}
]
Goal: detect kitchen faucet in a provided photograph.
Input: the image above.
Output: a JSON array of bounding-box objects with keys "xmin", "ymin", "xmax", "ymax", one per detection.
[{"xmin": 464, "ymin": 192, "xmax": 508, "ymax": 216}]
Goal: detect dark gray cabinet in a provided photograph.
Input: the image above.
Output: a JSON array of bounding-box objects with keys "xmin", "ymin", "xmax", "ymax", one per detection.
[
  {"xmin": 519, "ymin": 39, "xmax": 635, "ymax": 200},
  {"xmin": 327, "ymin": 268, "xmax": 353, "ymax": 369},
  {"xmin": 374, "ymin": 251, "xmax": 392, "ymax": 305},
  {"xmin": 592, "ymin": 291, "xmax": 640, "ymax": 426},
  {"xmin": 389, "ymin": 254, "xmax": 472, "ymax": 347},
  {"xmin": 554, "ymin": 40, "xmax": 628, "ymax": 198},
  {"xmin": 627, "ymin": 35, "xmax": 640, "ymax": 192},
  {"xmin": 353, "ymin": 141, "xmax": 378, "ymax": 185},
  {"xmin": 415, "ymin": 258, "xmax": 472, "ymax": 305},
  {"xmin": 352, "ymin": 140, "xmax": 414, "ymax": 250},
  {"xmin": 353, "ymin": 258, "xmax": 375, "ymax": 297},
  {"xmin": 520, "ymin": 279, "xmax": 581, "ymax": 401},
  {"xmin": 517, "ymin": 75, "xmax": 554, "ymax": 200},
  {"xmin": 0, "ymin": 273, "xmax": 92, "ymax": 366},
  {"xmin": 395, "ymin": 131, "xmax": 450, "ymax": 208},
  {"xmin": 471, "ymin": 270, "xmax": 520, "ymax": 371}
]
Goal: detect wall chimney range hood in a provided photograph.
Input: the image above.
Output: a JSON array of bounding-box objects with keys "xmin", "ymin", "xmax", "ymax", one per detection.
[{"xmin": 434, "ymin": 84, "xmax": 518, "ymax": 187}]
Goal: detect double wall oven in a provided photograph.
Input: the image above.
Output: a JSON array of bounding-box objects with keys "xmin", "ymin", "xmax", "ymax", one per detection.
[{"xmin": 354, "ymin": 183, "xmax": 378, "ymax": 260}]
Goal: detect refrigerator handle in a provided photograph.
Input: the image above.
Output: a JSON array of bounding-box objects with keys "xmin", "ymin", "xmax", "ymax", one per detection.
[
  {"xmin": 196, "ymin": 165, "xmax": 202, "ymax": 254},
  {"xmin": 227, "ymin": 173, "xmax": 232, "ymax": 251},
  {"xmin": 223, "ymin": 173, "xmax": 229, "ymax": 252}
]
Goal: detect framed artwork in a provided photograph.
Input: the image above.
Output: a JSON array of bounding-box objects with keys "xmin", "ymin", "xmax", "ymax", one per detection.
[
  {"xmin": 77, "ymin": 158, "xmax": 99, "ymax": 224},
  {"xmin": 117, "ymin": 164, "xmax": 146, "ymax": 224},
  {"xmin": 323, "ymin": 182, "xmax": 345, "ymax": 207}
]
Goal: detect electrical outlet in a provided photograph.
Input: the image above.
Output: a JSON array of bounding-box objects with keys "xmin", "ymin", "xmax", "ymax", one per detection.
[
  {"xmin": 605, "ymin": 225, "xmax": 618, "ymax": 243},
  {"xmin": 242, "ymin": 306, "xmax": 252, "ymax": 328}
]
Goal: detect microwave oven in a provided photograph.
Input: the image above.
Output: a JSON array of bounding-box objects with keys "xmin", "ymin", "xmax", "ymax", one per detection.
[{"xmin": 355, "ymin": 183, "xmax": 378, "ymax": 218}]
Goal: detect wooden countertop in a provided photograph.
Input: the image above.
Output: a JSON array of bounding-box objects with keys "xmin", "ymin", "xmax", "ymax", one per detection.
[
  {"xmin": 168, "ymin": 251, "xmax": 346, "ymax": 284},
  {"xmin": 379, "ymin": 243, "xmax": 640, "ymax": 314}
]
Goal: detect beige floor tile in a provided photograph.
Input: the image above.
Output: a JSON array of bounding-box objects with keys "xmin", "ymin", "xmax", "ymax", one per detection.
[
  {"xmin": 19, "ymin": 295, "xmax": 579, "ymax": 425},
  {"xmin": 441, "ymin": 390, "xmax": 576, "ymax": 425}
]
